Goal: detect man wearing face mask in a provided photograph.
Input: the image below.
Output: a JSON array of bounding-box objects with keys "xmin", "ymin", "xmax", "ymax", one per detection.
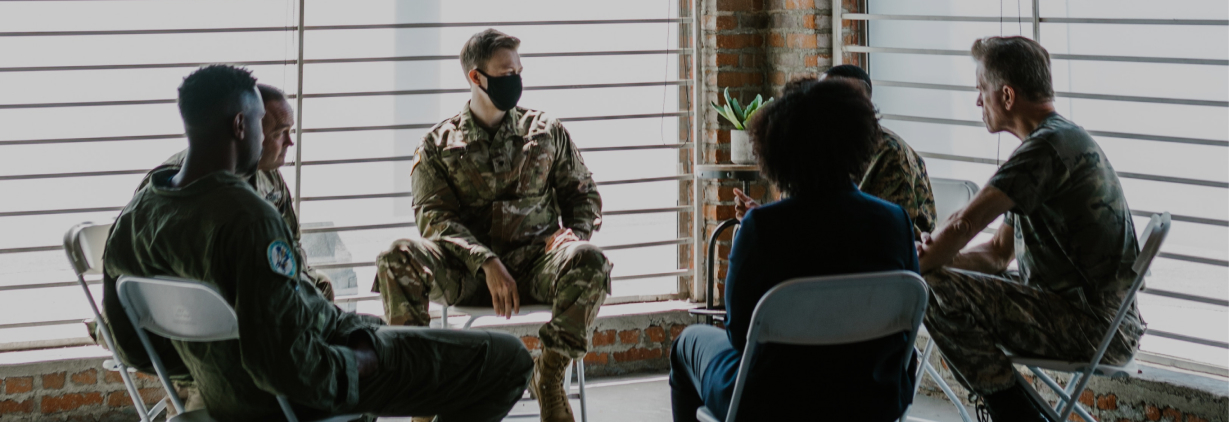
[{"xmin": 374, "ymin": 28, "xmax": 609, "ymax": 422}]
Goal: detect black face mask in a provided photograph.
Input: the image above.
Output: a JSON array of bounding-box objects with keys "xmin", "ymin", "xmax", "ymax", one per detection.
[{"xmin": 477, "ymin": 69, "xmax": 523, "ymax": 112}]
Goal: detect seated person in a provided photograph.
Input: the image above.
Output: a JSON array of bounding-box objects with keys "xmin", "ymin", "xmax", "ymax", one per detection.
[
  {"xmin": 734, "ymin": 64, "xmax": 937, "ymax": 239},
  {"xmin": 916, "ymin": 36, "xmax": 1142, "ymax": 422},
  {"xmin": 670, "ymin": 78, "xmax": 921, "ymax": 422},
  {"xmin": 135, "ymin": 83, "xmax": 335, "ymax": 301},
  {"xmin": 373, "ymin": 29, "xmax": 609, "ymax": 422},
  {"xmin": 101, "ymin": 64, "xmax": 532, "ymax": 422}
]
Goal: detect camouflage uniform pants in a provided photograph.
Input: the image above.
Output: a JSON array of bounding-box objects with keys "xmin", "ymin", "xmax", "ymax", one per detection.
[
  {"xmin": 922, "ymin": 267, "xmax": 1142, "ymax": 395},
  {"xmin": 374, "ymin": 237, "xmax": 612, "ymax": 359}
]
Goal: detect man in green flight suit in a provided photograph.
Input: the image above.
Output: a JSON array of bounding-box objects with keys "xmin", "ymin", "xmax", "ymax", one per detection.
[
  {"xmin": 102, "ymin": 64, "xmax": 532, "ymax": 422},
  {"xmin": 373, "ymin": 29, "xmax": 610, "ymax": 422},
  {"xmin": 916, "ymin": 37, "xmax": 1142, "ymax": 421},
  {"xmin": 136, "ymin": 83, "xmax": 335, "ymax": 301}
]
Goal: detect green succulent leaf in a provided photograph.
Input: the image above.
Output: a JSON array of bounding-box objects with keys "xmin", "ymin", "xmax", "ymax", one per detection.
[
  {"xmin": 731, "ymin": 97, "xmax": 746, "ymax": 122},
  {"xmin": 712, "ymin": 101, "xmax": 742, "ymax": 129}
]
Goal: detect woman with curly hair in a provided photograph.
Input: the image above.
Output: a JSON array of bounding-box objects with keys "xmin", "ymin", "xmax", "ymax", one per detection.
[{"xmin": 669, "ymin": 78, "xmax": 921, "ymax": 422}]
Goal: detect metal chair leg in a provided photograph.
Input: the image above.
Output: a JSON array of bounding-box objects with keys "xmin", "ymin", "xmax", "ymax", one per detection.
[
  {"xmin": 922, "ymin": 360, "xmax": 973, "ymax": 422},
  {"xmin": 577, "ymin": 359, "xmax": 588, "ymax": 422}
]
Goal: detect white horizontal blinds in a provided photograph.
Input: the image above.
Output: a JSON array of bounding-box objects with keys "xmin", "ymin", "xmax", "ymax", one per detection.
[
  {"xmin": 0, "ymin": 0, "xmax": 687, "ymax": 348},
  {"xmin": 865, "ymin": 0, "xmax": 1228, "ymax": 370}
]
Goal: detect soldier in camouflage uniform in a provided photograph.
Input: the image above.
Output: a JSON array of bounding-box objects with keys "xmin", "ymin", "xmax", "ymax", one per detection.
[
  {"xmin": 373, "ymin": 29, "xmax": 609, "ymax": 422},
  {"xmin": 735, "ymin": 65, "xmax": 937, "ymax": 238},
  {"xmin": 137, "ymin": 84, "xmax": 335, "ymax": 301},
  {"xmin": 103, "ymin": 65, "xmax": 531, "ymax": 422},
  {"xmin": 916, "ymin": 37, "xmax": 1141, "ymax": 421}
]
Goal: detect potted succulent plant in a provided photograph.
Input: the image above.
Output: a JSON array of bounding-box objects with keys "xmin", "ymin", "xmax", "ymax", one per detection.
[{"xmin": 711, "ymin": 87, "xmax": 773, "ymax": 165}]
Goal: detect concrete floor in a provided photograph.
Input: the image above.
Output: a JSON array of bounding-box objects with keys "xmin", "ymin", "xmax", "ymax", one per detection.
[{"xmin": 379, "ymin": 372, "xmax": 971, "ymax": 422}]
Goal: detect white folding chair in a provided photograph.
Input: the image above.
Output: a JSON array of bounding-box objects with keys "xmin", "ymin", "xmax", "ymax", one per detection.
[
  {"xmin": 115, "ymin": 275, "xmax": 363, "ymax": 422},
  {"xmin": 64, "ymin": 221, "xmax": 167, "ymax": 422},
  {"xmin": 1007, "ymin": 212, "xmax": 1171, "ymax": 422},
  {"xmin": 441, "ymin": 304, "xmax": 589, "ymax": 422},
  {"xmin": 900, "ymin": 178, "xmax": 979, "ymax": 422},
  {"xmin": 696, "ymin": 271, "xmax": 929, "ymax": 422}
]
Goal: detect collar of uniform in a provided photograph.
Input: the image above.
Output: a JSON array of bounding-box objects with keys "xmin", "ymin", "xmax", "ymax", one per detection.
[
  {"xmin": 148, "ymin": 168, "xmax": 252, "ymax": 197},
  {"xmin": 457, "ymin": 101, "xmax": 523, "ymax": 145}
]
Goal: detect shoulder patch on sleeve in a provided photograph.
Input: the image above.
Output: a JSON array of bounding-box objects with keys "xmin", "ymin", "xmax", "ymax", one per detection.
[{"xmin": 267, "ymin": 240, "xmax": 298, "ymax": 279}]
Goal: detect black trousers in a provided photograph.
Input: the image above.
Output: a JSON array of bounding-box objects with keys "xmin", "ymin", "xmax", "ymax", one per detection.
[{"xmin": 350, "ymin": 327, "xmax": 533, "ymax": 422}]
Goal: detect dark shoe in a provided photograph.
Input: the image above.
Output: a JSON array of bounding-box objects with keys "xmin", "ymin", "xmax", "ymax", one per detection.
[{"xmin": 977, "ymin": 381, "xmax": 1054, "ymax": 422}]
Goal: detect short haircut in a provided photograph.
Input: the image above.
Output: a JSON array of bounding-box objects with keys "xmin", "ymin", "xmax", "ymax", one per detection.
[
  {"xmin": 459, "ymin": 29, "xmax": 521, "ymax": 74},
  {"xmin": 257, "ymin": 83, "xmax": 287, "ymax": 103},
  {"xmin": 824, "ymin": 64, "xmax": 872, "ymax": 95},
  {"xmin": 177, "ymin": 65, "xmax": 259, "ymax": 133},
  {"xmin": 749, "ymin": 78, "xmax": 881, "ymax": 196},
  {"xmin": 971, "ymin": 36, "xmax": 1054, "ymax": 102}
]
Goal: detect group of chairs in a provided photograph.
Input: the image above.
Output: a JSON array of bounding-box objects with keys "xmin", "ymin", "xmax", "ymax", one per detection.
[
  {"xmin": 63, "ymin": 177, "xmax": 1170, "ymax": 422},
  {"xmin": 690, "ymin": 178, "xmax": 1171, "ymax": 422}
]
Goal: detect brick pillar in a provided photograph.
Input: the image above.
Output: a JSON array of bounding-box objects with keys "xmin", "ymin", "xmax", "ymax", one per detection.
[
  {"xmin": 692, "ymin": 0, "xmax": 834, "ymax": 303},
  {"xmin": 839, "ymin": 0, "xmax": 867, "ymax": 67}
]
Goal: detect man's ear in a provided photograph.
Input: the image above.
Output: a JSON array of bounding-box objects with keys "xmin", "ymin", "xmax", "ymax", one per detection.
[
  {"xmin": 233, "ymin": 113, "xmax": 247, "ymax": 141},
  {"xmin": 1000, "ymin": 85, "xmax": 1016, "ymax": 111},
  {"xmin": 468, "ymin": 68, "xmax": 483, "ymax": 88}
]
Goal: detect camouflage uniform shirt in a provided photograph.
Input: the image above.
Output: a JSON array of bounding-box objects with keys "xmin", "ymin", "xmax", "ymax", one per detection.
[
  {"xmin": 988, "ymin": 113, "xmax": 1141, "ymax": 309},
  {"xmin": 412, "ymin": 102, "xmax": 602, "ymax": 275},
  {"xmin": 859, "ymin": 127, "xmax": 936, "ymax": 238}
]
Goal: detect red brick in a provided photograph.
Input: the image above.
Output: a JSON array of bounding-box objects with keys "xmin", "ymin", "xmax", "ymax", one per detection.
[
  {"xmin": 707, "ymin": 223, "xmax": 736, "ymax": 242},
  {"xmin": 42, "ymin": 372, "xmax": 66, "ymax": 390},
  {"xmin": 103, "ymin": 371, "xmax": 124, "ymax": 384},
  {"xmin": 716, "ymin": 34, "xmax": 757, "ymax": 50},
  {"xmin": 768, "ymin": 33, "xmax": 785, "ymax": 47},
  {"xmin": 804, "ymin": 54, "xmax": 819, "ymax": 68},
  {"xmin": 134, "ymin": 372, "xmax": 158, "ymax": 383},
  {"xmin": 716, "ymin": 53, "xmax": 740, "ymax": 67},
  {"xmin": 612, "ymin": 347, "xmax": 667, "ymax": 362},
  {"xmin": 716, "ymin": 16, "xmax": 738, "ymax": 30},
  {"xmin": 41, "ymin": 392, "xmax": 103, "ymax": 414},
  {"xmin": 138, "ymin": 388, "xmax": 164, "ymax": 405},
  {"xmin": 520, "ymin": 336, "xmax": 541, "ymax": 350},
  {"xmin": 769, "ymin": 71, "xmax": 787, "ymax": 85},
  {"xmin": 803, "ymin": 16, "xmax": 818, "ymax": 29},
  {"xmin": 591, "ymin": 330, "xmax": 616, "ymax": 347},
  {"xmin": 4, "ymin": 377, "xmax": 32, "ymax": 394},
  {"xmin": 0, "ymin": 398, "xmax": 34, "ymax": 414},
  {"xmin": 70, "ymin": 369, "xmax": 97, "ymax": 386},
  {"xmin": 784, "ymin": 0, "xmax": 815, "ymax": 9},
  {"xmin": 717, "ymin": 0, "xmax": 761, "ymax": 12},
  {"xmin": 786, "ymin": 33, "xmax": 818, "ymax": 49},
  {"xmin": 717, "ymin": 130, "xmax": 731, "ymax": 144},
  {"xmin": 106, "ymin": 391, "xmax": 129, "ymax": 408},
  {"xmin": 1095, "ymin": 393, "xmax": 1117, "ymax": 410},
  {"xmin": 1077, "ymin": 390, "xmax": 1094, "ymax": 407},
  {"xmin": 704, "ymin": 204, "xmax": 736, "ymax": 221},
  {"xmin": 618, "ymin": 329, "xmax": 641, "ymax": 345},
  {"xmin": 1144, "ymin": 404, "xmax": 1161, "ymax": 420},
  {"xmin": 1185, "ymin": 414, "xmax": 1209, "ymax": 422},
  {"xmin": 646, "ymin": 326, "xmax": 667, "ymax": 343},
  {"xmin": 670, "ymin": 324, "xmax": 686, "ymax": 340},
  {"xmin": 1162, "ymin": 408, "xmax": 1182, "ymax": 420},
  {"xmin": 583, "ymin": 352, "xmax": 609, "ymax": 365}
]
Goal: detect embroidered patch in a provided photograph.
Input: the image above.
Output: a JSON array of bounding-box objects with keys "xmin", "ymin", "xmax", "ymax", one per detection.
[{"xmin": 267, "ymin": 240, "xmax": 298, "ymax": 279}]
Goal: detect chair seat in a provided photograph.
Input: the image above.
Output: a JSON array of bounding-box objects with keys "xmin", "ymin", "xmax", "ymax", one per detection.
[
  {"xmin": 449, "ymin": 304, "xmax": 554, "ymax": 317},
  {"xmin": 696, "ymin": 406, "xmax": 721, "ymax": 422},
  {"xmin": 1009, "ymin": 355, "xmax": 1137, "ymax": 378}
]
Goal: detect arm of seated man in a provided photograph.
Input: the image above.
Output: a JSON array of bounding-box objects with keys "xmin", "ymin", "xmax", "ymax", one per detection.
[{"xmin": 918, "ymin": 185, "xmax": 1015, "ymax": 273}]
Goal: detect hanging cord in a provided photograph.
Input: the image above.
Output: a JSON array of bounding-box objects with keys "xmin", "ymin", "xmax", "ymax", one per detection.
[
  {"xmin": 659, "ymin": 0, "xmax": 672, "ymax": 145},
  {"xmin": 1017, "ymin": 0, "xmax": 1024, "ymax": 35}
]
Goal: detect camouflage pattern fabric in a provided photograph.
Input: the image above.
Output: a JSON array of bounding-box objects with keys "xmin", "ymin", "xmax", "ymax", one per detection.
[
  {"xmin": 988, "ymin": 113, "xmax": 1140, "ymax": 304},
  {"xmin": 859, "ymin": 127, "xmax": 936, "ymax": 239},
  {"xmin": 922, "ymin": 267, "xmax": 1142, "ymax": 395},
  {"xmin": 375, "ymin": 102, "xmax": 608, "ymax": 358},
  {"xmin": 375, "ymin": 237, "xmax": 610, "ymax": 358},
  {"xmin": 137, "ymin": 150, "xmax": 334, "ymax": 301}
]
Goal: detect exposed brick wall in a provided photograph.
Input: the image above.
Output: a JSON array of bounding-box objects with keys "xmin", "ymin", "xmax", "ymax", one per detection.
[
  {"xmin": 0, "ymin": 357, "xmax": 163, "ymax": 422},
  {"xmin": 498, "ymin": 308, "xmax": 696, "ymax": 377},
  {"xmin": 916, "ymin": 347, "xmax": 1228, "ymax": 422},
  {"xmin": 691, "ymin": 0, "xmax": 834, "ymax": 304}
]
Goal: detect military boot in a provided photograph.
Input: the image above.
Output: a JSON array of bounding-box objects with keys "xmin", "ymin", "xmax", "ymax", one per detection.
[
  {"xmin": 976, "ymin": 380, "xmax": 1054, "ymax": 422},
  {"xmin": 530, "ymin": 350, "xmax": 574, "ymax": 422}
]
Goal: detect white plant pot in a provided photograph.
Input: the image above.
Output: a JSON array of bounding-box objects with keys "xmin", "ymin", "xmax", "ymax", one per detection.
[{"xmin": 730, "ymin": 130, "xmax": 755, "ymax": 165}]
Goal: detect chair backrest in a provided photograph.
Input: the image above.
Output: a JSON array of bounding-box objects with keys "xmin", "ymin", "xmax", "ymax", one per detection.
[
  {"xmin": 724, "ymin": 271, "xmax": 929, "ymax": 421},
  {"xmin": 63, "ymin": 221, "xmax": 114, "ymax": 276},
  {"xmin": 1133, "ymin": 213, "xmax": 1170, "ymax": 279},
  {"xmin": 116, "ymin": 276, "xmax": 239, "ymax": 342},
  {"xmin": 930, "ymin": 178, "xmax": 979, "ymax": 224}
]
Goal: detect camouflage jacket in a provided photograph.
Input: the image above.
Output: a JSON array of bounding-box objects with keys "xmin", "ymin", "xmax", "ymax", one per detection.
[
  {"xmin": 859, "ymin": 127, "xmax": 937, "ymax": 238},
  {"xmin": 988, "ymin": 113, "xmax": 1140, "ymax": 307},
  {"xmin": 104, "ymin": 169, "xmax": 382, "ymax": 420},
  {"xmin": 137, "ymin": 151, "xmax": 334, "ymax": 301},
  {"xmin": 412, "ymin": 102, "xmax": 603, "ymax": 275}
]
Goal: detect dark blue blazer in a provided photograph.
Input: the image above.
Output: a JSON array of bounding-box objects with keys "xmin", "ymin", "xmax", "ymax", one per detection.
[{"xmin": 723, "ymin": 185, "xmax": 920, "ymax": 421}]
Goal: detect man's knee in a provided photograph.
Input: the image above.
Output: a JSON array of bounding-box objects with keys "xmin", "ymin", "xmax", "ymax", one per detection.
[
  {"xmin": 557, "ymin": 242, "xmax": 612, "ymax": 292},
  {"xmin": 487, "ymin": 331, "xmax": 533, "ymax": 377}
]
